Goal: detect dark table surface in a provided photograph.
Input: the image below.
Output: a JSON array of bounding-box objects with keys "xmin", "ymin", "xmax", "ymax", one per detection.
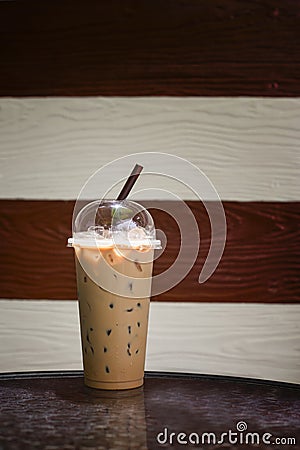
[{"xmin": 0, "ymin": 371, "xmax": 299, "ymax": 450}]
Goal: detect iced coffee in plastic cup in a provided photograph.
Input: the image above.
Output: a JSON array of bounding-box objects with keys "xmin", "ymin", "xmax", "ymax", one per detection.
[{"xmin": 68, "ymin": 199, "xmax": 160, "ymax": 390}]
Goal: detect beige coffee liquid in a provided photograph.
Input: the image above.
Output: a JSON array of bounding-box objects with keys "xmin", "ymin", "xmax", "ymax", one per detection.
[{"xmin": 75, "ymin": 246, "xmax": 153, "ymax": 390}]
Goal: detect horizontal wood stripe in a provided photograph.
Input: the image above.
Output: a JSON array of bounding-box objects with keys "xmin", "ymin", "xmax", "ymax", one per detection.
[
  {"xmin": 0, "ymin": 301, "xmax": 299, "ymax": 384},
  {"xmin": 1, "ymin": 97, "xmax": 299, "ymax": 201},
  {"xmin": 0, "ymin": 1, "xmax": 299, "ymax": 96},
  {"xmin": 0, "ymin": 200, "xmax": 299, "ymax": 302}
]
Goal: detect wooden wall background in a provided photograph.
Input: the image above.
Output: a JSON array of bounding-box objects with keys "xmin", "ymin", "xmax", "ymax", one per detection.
[
  {"xmin": 0, "ymin": 1, "xmax": 299, "ymax": 382},
  {"xmin": 0, "ymin": 98, "xmax": 299, "ymax": 302},
  {"xmin": 0, "ymin": 1, "xmax": 299, "ymax": 97}
]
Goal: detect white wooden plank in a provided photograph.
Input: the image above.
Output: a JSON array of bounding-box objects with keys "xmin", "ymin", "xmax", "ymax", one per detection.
[
  {"xmin": 0, "ymin": 97, "xmax": 299, "ymax": 200},
  {"xmin": 0, "ymin": 300, "xmax": 299, "ymax": 384}
]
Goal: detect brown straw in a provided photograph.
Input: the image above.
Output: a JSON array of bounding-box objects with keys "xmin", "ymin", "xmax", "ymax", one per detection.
[{"xmin": 117, "ymin": 164, "xmax": 143, "ymax": 200}]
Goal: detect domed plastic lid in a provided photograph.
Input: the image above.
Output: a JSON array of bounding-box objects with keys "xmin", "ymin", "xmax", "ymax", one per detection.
[{"xmin": 68, "ymin": 199, "xmax": 161, "ymax": 250}]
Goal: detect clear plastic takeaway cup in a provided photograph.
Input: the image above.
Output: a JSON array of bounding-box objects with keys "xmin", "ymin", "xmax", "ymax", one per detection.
[{"xmin": 68, "ymin": 200, "xmax": 161, "ymax": 390}]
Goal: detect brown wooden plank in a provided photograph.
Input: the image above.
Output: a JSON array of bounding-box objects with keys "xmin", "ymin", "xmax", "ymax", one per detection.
[
  {"xmin": 0, "ymin": 1, "xmax": 299, "ymax": 97},
  {"xmin": 0, "ymin": 200, "xmax": 298, "ymax": 302}
]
